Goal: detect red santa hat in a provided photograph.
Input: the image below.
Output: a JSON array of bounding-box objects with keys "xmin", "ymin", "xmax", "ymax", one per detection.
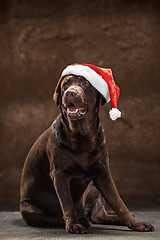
[{"xmin": 61, "ymin": 63, "xmax": 121, "ymax": 121}]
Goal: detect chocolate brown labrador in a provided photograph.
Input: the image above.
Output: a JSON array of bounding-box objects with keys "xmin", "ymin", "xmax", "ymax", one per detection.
[{"xmin": 20, "ymin": 75, "xmax": 154, "ymax": 234}]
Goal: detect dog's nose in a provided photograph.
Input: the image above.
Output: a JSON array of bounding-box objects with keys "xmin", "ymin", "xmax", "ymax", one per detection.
[{"xmin": 65, "ymin": 90, "xmax": 77, "ymax": 98}]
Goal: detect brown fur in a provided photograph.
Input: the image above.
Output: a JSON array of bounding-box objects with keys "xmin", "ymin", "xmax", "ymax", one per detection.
[{"xmin": 20, "ymin": 75, "xmax": 154, "ymax": 234}]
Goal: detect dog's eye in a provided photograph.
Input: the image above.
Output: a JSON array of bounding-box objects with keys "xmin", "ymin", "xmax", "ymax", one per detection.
[
  {"xmin": 82, "ymin": 81, "xmax": 88, "ymax": 87},
  {"xmin": 63, "ymin": 82, "xmax": 69, "ymax": 88}
]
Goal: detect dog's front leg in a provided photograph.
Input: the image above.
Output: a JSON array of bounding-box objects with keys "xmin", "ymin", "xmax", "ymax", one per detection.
[
  {"xmin": 50, "ymin": 170, "xmax": 87, "ymax": 234},
  {"xmin": 93, "ymin": 172, "xmax": 154, "ymax": 232}
]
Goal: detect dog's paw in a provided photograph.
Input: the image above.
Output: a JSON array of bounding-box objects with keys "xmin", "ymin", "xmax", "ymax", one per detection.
[
  {"xmin": 127, "ymin": 221, "xmax": 154, "ymax": 232},
  {"xmin": 66, "ymin": 223, "xmax": 88, "ymax": 234},
  {"xmin": 78, "ymin": 217, "xmax": 90, "ymax": 229}
]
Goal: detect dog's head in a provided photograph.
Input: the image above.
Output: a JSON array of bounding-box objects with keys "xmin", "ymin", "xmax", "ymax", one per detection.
[{"xmin": 53, "ymin": 75, "xmax": 106, "ymax": 120}]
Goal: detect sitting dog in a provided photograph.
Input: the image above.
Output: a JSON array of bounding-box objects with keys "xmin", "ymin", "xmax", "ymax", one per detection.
[{"xmin": 20, "ymin": 64, "xmax": 154, "ymax": 234}]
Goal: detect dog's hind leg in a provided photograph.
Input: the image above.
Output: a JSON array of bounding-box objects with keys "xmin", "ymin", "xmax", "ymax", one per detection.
[
  {"xmin": 90, "ymin": 198, "xmax": 121, "ymax": 225},
  {"xmin": 84, "ymin": 182, "xmax": 121, "ymax": 225},
  {"xmin": 20, "ymin": 200, "xmax": 64, "ymax": 227}
]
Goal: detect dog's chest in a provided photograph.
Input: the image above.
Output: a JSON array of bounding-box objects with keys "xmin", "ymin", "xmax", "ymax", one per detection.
[
  {"xmin": 73, "ymin": 152, "xmax": 90, "ymax": 169},
  {"xmin": 61, "ymin": 149, "xmax": 98, "ymax": 177},
  {"xmin": 69, "ymin": 135, "xmax": 97, "ymax": 153}
]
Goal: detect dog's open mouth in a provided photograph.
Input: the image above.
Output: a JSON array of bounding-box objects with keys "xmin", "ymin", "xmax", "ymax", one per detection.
[{"xmin": 67, "ymin": 104, "xmax": 88, "ymax": 119}]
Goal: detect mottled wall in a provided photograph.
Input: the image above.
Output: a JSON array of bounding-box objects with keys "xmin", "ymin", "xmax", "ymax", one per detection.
[{"xmin": 0, "ymin": 0, "xmax": 160, "ymax": 210}]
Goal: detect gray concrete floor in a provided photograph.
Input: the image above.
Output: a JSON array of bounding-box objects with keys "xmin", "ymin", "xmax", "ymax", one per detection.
[{"xmin": 0, "ymin": 211, "xmax": 159, "ymax": 240}]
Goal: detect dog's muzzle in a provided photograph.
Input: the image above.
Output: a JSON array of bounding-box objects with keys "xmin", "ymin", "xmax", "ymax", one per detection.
[{"xmin": 63, "ymin": 87, "xmax": 88, "ymax": 119}]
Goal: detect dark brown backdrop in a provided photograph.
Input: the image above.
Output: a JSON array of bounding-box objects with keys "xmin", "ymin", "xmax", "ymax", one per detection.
[{"xmin": 0, "ymin": 0, "xmax": 160, "ymax": 210}]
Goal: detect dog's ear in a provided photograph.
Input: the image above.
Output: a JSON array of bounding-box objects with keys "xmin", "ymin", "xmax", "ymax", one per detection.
[
  {"xmin": 53, "ymin": 77, "xmax": 63, "ymax": 106},
  {"xmin": 97, "ymin": 93, "xmax": 106, "ymax": 108},
  {"xmin": 101, "ymin": 96, "xmax": 107, "ymax": 106}
]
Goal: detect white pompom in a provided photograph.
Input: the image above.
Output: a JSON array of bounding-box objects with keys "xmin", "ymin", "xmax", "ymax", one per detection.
[{"xmin": 109, "ymin": 108, "xmax": 121, "ymax": 121}]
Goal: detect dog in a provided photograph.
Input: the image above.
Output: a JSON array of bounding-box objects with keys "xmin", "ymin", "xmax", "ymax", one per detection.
[{"xmin": 20, "ymin": 67, "xmax": 154, "ymax": 234}]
